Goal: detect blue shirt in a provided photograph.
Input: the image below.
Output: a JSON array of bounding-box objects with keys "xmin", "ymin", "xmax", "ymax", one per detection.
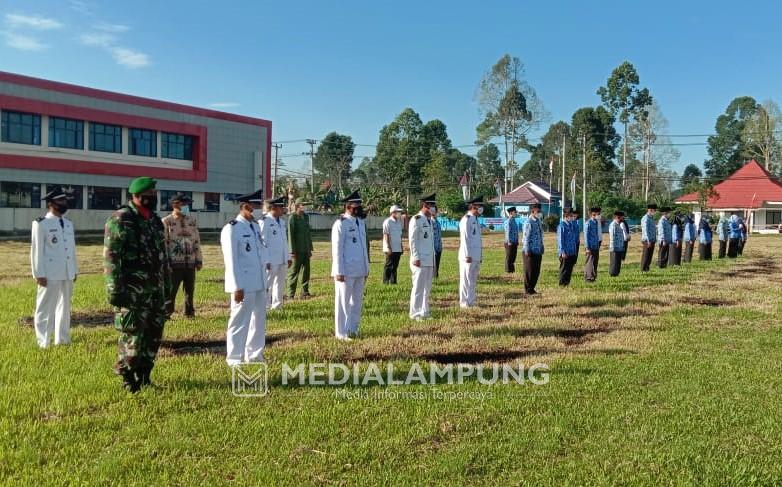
[
  {"xmin": 671, "ymin": 222, "xmax": 681, "ymax": 243},
  {"xmin": 571, "ymin": 220, "xmax": 581, "ymax": 252},
  {"xmin": 683, "ymin": 219, "xmax": 696, "ymax": 242},
  {"xmin": 729, "ymin": 216, "xmax": 741, "ymax": 239},
  {"xmin": 717, "ymin": 217, "xmax": 729, "ymax": 241},
  {"xmin": 608, "ymin": 220, "xmax": 625, "ymax": 252},
  {"xmin": 658, "ymin": 216, "xmax": 672, "ymax": 244},
  {"xmin": 504, "ymin": 216, "xmax": 519, "ymax": 245},
  {"xmin": 522, "ymin": 215, "xmax": 544, "ymax": 254},
  {"xmin": 699, "ymin": 220, "xmax": 713, "ymax": 244},
  {"xmin": 585, "ymin": 218, "xmax": 601, "ymax": 251},
  {"xmin": 432, "ymin": 217, "xmax": 442, "ymax": 253},
  {"xmin": 641, "ymin": 213, "xmax": 657, "ymax": 242},
  {"xmin": 557, "ymin": 219, "xmax": 578, "ymax": 256}
]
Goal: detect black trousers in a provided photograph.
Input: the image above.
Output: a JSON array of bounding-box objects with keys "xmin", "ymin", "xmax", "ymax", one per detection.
[
  {"xmin": 683, "ymin": 242, "xmax": 694, "ymax": 263},
  {"xmin": 559, "ymin": 255, "xmax": 578, "ymax": 286},
  {"xmin": 584, "ymin": 249, "xmax": 600, "ymax": 282},
  {"xmin": 699, "ymin": 242, "xmax": 712, "ymax": 261},
  {"xmin": 505, "ymin": 243, "xmax": 518, "ymax": 273},
  {"xmin": 738, "ymin": 239, "xmax": 746, "ymax": 255},
  {"xmin": 523, "ymin": 252, "xmax": 542, "ymax": 293},
  {"xmin": 669, "ymin": 243, "xmax": 682, "ymax": 266},
  {"xmin": 609, "ymin": 251, "xmax": 622, "ymax": 276},
  {"xmin": 718, "ymin": 240, "xmax": 727, "ymax": 258},
  {"xmin": 641, "ymin": 242, "xmax": 655, "ymax": 272},
  {"xmin": 434, "ymin": 251, "xmax": 442, "ymax": 278},
  {"xmin": 383, "ymin": 252, "xmax": 402, "ymax": 283},
  {"xmin": 168, "ymin": 267, "xmax": 196, "ymax": 316},
  {"xmin": 658, "ymin": 243, "xmax": 670, "ymax": 268},
  {"xmin": 727, "ymin": 239, "xmax": 739, "ymax": 258},
  {"xmin": 620, "ymin": 247, "xmax": 628, "ymax": 261}
]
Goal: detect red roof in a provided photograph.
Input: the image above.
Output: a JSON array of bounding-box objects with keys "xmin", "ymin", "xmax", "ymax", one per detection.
[{"xmin": 676, "ymin": 160, "xmax": 782, "ymax": 208}]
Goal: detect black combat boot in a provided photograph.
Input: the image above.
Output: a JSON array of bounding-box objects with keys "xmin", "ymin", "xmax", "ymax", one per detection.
[
  {"xmin": 121, "ymin": 369, "xmax": 140, "ymax": 393},
  {"xmin": 136, "ymin": 366, "xmax": 153, "ymax": 387}
]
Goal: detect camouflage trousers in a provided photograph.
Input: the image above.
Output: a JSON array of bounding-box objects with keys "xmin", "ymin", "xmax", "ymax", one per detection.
[{"xmin": 113, "ymin": 296, "xmax": 167, "ymax": 375}]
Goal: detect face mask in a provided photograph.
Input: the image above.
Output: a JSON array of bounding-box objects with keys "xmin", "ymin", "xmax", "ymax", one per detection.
[
  {"xmin": 252, "ymin": 209, "xmax": 264, "ymax": 220},
  {"xmin": 349, "ymin": 206, "xmax": 362, "ymax": 217},
  {"xmin": 181, "ymin": 206, "xmax": 190, "ymax": 215},
  {"xmin": 477, "ymin": 207, "xmax": 484, "ymax": 215},
  {"xmin": 140, "ymin": 195, "xmax": 157, "ymax": 210}
]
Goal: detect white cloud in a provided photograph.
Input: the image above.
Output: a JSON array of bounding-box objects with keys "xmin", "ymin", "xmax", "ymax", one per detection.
[
  {"xmin": 95, "ymin": 22, "xmax": 129, "ymax": 33},
  {"xmin": 3, "ymin": 31, "xmax": 48, "ymax": 51},
  {"xmin": 209, "ymin": 102, "xmax": 241, "ymax": 109},
  {"xmin": 5, "ymin": 13, "xmax": 63, "ymax": 30},
  {"xmin": 79, "ymin": 32, "xmax": 115, "ymax": 48},
  {"xmin": 110, "ymin": 47, "xmax": 149, "ymax": 68}
]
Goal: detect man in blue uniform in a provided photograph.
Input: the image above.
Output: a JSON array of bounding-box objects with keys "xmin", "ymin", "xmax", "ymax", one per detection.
[
  {"xmin": 608, "ymin": 211, "xmax": 625, "ymax": 277},
  {"xmin": 640, "ymin": 204, "xmax": 657, "ymax": 272},
  {"xmin": 698, "ymin": 215, "xmax": 713, "ymax": 261},
  {"xmin": 503, "ymin": 207, "xmax": 519, "ymax": 273},
  {"xmin": 521, "ymin": 203, "xmax": 544, "ymax": 294},
  {"xmin": 717, "ymin": 215, "xmax": 729, "ymax": 258},
  {"xmin": 682, "ymin": 214, "xmax": 696, "ymax": 263},
  {"xmin": 669, "ymin": 213, "xmax": 683, "ymax": 267},
  {"xmin": 657, "ymin": 207, "xmax": 672, "ymax": 268},
  {"xmin": 727, "ymin": 214, "xmax": 741, "ymax": 258},
  {"xmin": 584, "ymin": 206, "xmax": 602, "ymax": 282},
  {"xmin": 557, "ymin": 207, "xmax": 579, "ymax": 286},
  {"xmin": 431, "ymin": 206, "xmax": 443, "ymax": 278}
]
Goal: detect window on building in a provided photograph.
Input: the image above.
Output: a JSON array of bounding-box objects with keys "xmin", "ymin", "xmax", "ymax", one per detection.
[
  {"xmin": 0, "ymin": 182, "xmax": 41, "ymax": 208},
  {"xmin": 48, "ymin": 116, "xmax": 84, "ymax": 150},
  {"xmin": 766, "ymin": 210, "xmax": 782, "ymax": 225},
  {"xmin": 47, "ymin": 184, "xmax": 84, "ymax": 209},
  {"xmin": 1, "ymin": 110, "xmax": 41, "ymax": 145},
  {"xmin": 161, "ymin": 132, "xmax": 194, "ymax": 160},
  {"xmin": 129, "ymin": 128, "xmax": 157, "ymax": 157},
  {"xmin": 204, "ymin": 192, "xmax": 220, "ymax": 212},
  {"xmin": 89, "ymin": 122, "xmax": 122, "ymax": 153},
  {"xmin": 159, "ymin": 190, "xmax": 193, "ymax": 211},
  {"xmin": 88, "ymin": 186, "xmax": 122, "ymax": 210}
]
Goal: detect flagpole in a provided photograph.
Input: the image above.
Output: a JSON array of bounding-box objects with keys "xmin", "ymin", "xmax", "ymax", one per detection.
[{"xmin": 561, "ymin": 135, "xmax": 566, "ymax": 220}]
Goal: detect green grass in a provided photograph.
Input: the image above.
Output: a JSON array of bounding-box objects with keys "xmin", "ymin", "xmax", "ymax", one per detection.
[{"xmin": 2, "ymin": 233, "xmax": 782, "ymax": 485}]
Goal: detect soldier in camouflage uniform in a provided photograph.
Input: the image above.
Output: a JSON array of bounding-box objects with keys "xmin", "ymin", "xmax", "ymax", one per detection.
[{"xmin": 104, "ymin": 177, "xmax": 172, "ymax": 392}]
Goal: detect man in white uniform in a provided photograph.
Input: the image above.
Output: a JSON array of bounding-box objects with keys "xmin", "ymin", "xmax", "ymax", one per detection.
[
  {"xmin": 382, "ymin": 205, "xmax": 404, "ymax": 284},
  {"xmin": 409, "ymin": 193, "xmax": 436, "ymax": 320},
  {"xmin": 220, "ymin": 190, "xmax": 267, "ymax": 365},
  {"xmin": 458, "ymin": 196, "xmax": 484, "ymax": 308},
  {"xmin": 331, "ymin": 190, "xmax": 370, "ymax": 340},
  {"xmin": 30, "ymin": 187, "xmax": 78, "ymax": 348},
  {"xmin": 259, "ymin": 196, "xmax": 291, "ymax": 310}
]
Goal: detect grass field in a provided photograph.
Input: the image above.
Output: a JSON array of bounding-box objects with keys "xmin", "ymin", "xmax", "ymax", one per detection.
[{"xmin": 1, "ymin": 231, "xmax": 782, "ymax": 485}]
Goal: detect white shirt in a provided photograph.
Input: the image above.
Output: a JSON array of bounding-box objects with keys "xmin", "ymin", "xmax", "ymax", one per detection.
[
  {"xmin": 382, "ymin": 216, "xmax": 403, "ymax": 253},
  {"xmin": 30, "ymin": 211, "xmax": 78, "ymax": 280},
  {"xmin": 259, "ymin": 214, "xmax": 288, "ymax": 266},
  {"xmin": 331, "ymin": 213, "xmax": 369, "ymax": 277},
  {"xmin": 220, "ymin": 214, "xmax": 266, "ymax": 293},
  {"xmin": 458, "ymin": 213, "xmax": 482, "ymax": 262},
  {"xmin": 409, "ymin": 211, "xmax": 435, "ymax": 267}
]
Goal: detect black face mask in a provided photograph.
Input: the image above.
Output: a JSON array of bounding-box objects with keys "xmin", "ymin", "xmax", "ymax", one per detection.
[
  {"xmin": 349, "ymin": 205, "xmax": 363, "ymax": 217},
  {"xmin": 140, "ymin": 195, "xmax": 158, "ymax": 210},
  {"xmin": 54, "ymin": 203, "xmax": 68, "ymax": 215}
]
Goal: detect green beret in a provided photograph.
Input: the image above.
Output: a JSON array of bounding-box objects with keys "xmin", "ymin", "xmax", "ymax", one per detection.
[{"xmin": 128, "ymin": 177, "xmax": 157, "ymax": 194}]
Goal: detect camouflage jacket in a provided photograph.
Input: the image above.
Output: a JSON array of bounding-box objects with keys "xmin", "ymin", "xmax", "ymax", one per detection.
[{"xmin": 104, "ymin": 202, "xmax": 172, "ymax": 309}]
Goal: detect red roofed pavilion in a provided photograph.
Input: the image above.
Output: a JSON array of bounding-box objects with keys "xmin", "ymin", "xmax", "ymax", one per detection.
[{"xmin": 676, "ymin": 160, "xmax": 782, "ymax": 233}]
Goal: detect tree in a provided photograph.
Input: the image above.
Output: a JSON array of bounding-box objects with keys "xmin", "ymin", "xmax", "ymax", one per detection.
[
  {"xmin": 475, "ymin": 54, "xmax": 546, "ymax": 192},
  {"xmin": 571, "ymin": 106, "xmax": 620, "ymax": 194},
  {"xmin": 524, "ymin": 121, "xmax": 572, "ymax": 189},
  {"xmin": 742, "ymin": 99, "xmax": 782, "ymax": 174},
  {"xmin": 313, "ymin": 132, "xmax": 355, "ymax": 194},
  {"xmin": 680, "ymin": 164, "xmax": 703, "ymax": 187},
  {"xmin": 627, "ymin": 101, "xmax": 680, "ymax": 201},
  {"xmin": 597, "ymin": 61, "xmax": 653, "ymax": 194},
  {"xmin": 705, "ymin": 96, "xmax": 758, "ymax": 178},
  {"xmin": 374, "ymin": 108, "xmax": 427, "ymax": 195}
]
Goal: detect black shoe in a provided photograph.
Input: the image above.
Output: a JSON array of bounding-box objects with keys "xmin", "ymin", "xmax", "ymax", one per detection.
[
  {"xmin": 135, "ymin": 367, "xmax": 153, "ymax": 387},
  {"xmin": 121, "ymin": 370, "xmax": 141, "ymax": 393}
]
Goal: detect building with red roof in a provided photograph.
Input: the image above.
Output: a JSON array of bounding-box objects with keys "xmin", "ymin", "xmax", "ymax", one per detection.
[
  {"xmin": 489, "ymin": 180, "xmax": 567, "ymax": 217},
  {"xmin": 675, "ymin": 160, "xmax": 782, "ymax": 233}
]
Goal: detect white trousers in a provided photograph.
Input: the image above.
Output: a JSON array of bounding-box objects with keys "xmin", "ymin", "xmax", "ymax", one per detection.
[
  {"xmin": 34, "ymin": 279, "xmax": 73, "ymax": 348},
  {"xmin": 226, "ymin": 289, "xmax": 266, "ymax": 366},
  {"xmin": 459, "ymin": 260, "xmax": 480, "ymax": 307},
  {"xmin": 409, "ymin": 265, "xmax": 434, "ymax": 319},
  {"xmin": 266, "ymin": 263, "xmax": 287, "ymax": 310},
  {"xmin": 334, "ymin": 277, "xmax": 365, "ymax": 338}
]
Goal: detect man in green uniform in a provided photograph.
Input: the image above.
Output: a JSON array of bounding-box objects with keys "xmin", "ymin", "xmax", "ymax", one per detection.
[
  {"xmin": 104, "ymin": 177, "xmax": 171, "ymax": 392},
  {"xmin": 287, "ymin": 200, "xmax": 314, "ymax": 299}
]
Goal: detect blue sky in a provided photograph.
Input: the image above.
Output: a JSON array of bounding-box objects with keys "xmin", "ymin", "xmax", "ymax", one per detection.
[{"xmin": 2, "ymin": 0, "xmax": 781, "ymax": 177}]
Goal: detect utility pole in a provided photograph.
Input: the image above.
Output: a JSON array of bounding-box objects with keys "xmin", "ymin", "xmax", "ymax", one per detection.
[
  {"xmin": 581, "ymin": 133, "xmax": 587, "ymax": 230},
  {"xmin": 643, "ymin": 126, "xmax": 651, "ymax": 202},
  {"xmin": 272, "ymin": 143, "xmax": 282, "ymax": 197},
  {"xmin": 305, "ymin": 139, "xmax": 316, "ymax": 194},
  {"xmin": 561, "ymin": 134, "xmax": 566, "ymax": 219}
]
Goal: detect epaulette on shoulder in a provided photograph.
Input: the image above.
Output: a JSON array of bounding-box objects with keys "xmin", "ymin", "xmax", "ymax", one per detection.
[
  {"xmin": 415, "ymin": 214, "xmax": 421, "ymax": 219},
  {"xmin": 34, "ymin": 216, "xmax": 45, "ymax": 222},
  {"xmin": 339, "ymin": 215, "xmax": 346, "ymax": 221},
  {"xmin": 229, "ymin": 219, "xmax": 238, "ymax": 225}
]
